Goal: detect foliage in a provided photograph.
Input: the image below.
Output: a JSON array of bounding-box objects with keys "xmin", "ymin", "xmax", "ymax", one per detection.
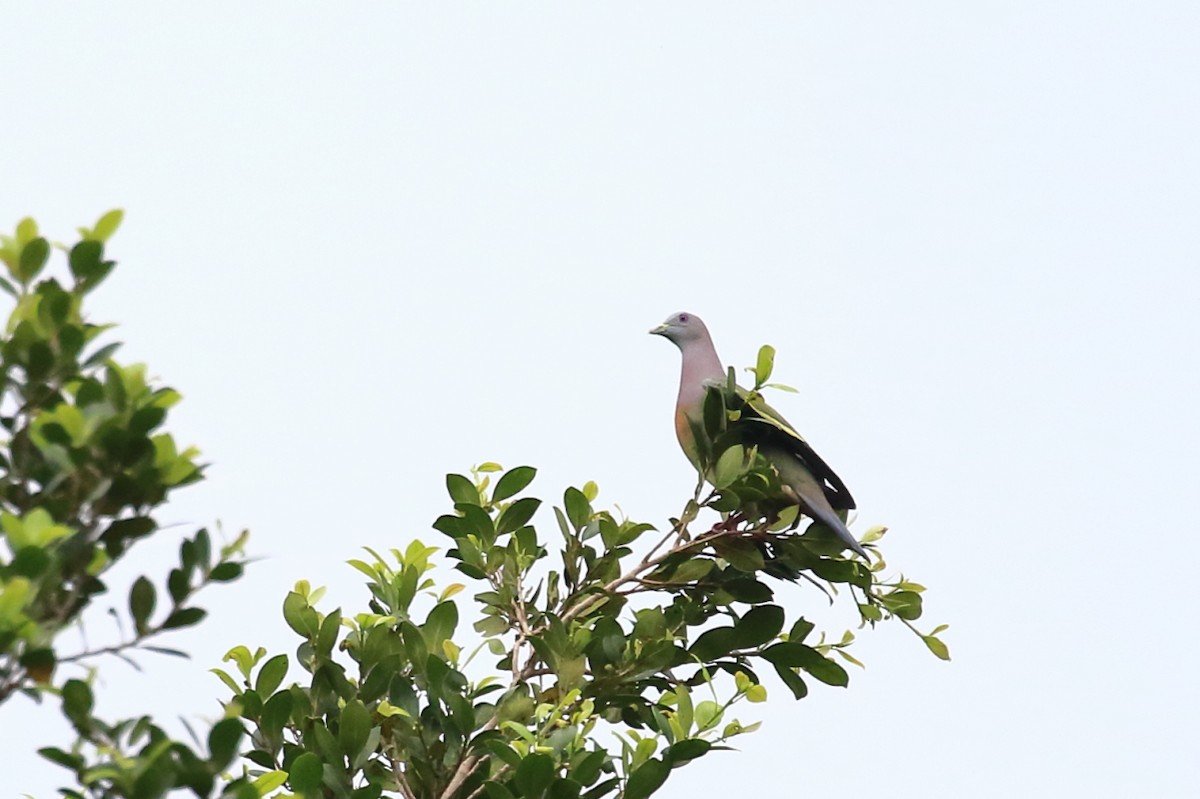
[
  {"xmin": 6, "ymin": 212, "xmax": 946, "ymax": 799},
  {"xmin": 214, "ymin": 444, "xmax": 946, "ymax": 797},
  {"xmin": 0, "ymin": 212, "xmax": 252, "ymax": 797}
]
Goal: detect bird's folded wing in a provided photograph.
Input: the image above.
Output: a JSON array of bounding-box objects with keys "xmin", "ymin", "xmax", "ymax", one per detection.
[{"xmin": 727, "ymin": 385, "xmax": 857, "ymax": 511}]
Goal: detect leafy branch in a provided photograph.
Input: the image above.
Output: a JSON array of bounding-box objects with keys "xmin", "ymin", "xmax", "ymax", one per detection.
[
  {"xmin": 202, "ymin": 450, "xmax": 946, "ymax": 799},
  {"xmin": 0, "ymin": 212, "xmax": 253, "ymax": 799}
]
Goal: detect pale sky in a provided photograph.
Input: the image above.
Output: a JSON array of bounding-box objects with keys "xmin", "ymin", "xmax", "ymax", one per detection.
[{"xmin": 2, "ymin": 4, "xmax": 1198, "ymax": 797}]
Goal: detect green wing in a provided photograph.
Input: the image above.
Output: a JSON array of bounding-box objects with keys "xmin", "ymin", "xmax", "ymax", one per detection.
[{"xmin": 727, "ymin": 385, "xmax": 857, "ymax": 511}]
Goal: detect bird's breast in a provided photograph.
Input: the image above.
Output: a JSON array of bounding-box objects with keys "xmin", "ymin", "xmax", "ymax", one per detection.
[{"xmin": 675, "ymin": 407, "xmax": 701, "ymax": 467}]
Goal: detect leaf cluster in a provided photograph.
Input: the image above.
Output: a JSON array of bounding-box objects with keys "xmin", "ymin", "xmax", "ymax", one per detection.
[
  {"xmin": 212, "ymin": 446, "xmax": 947, "ymax": 799},
  {"xmin": 0, "ymin": 213, "xmax": 251, "ymax": 798}
]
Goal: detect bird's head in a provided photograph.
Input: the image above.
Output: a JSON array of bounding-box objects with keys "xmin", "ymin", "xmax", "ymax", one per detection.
[{"xmin": 649, "ymin": 311, "xmax": 709, "ymax": 347}]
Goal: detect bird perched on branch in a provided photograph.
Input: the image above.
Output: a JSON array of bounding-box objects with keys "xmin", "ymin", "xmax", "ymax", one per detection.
[{"xmin": 650, "ymin": 311, "xmax": 867, "ymax": 559}]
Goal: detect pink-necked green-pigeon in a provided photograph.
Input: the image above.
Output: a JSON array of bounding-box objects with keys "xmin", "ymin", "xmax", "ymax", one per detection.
[{"xmin": 650, "ymin": 311, "xmax": 868, "ymax": 559}]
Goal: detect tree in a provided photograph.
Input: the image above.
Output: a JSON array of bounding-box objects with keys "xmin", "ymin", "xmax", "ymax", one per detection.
[
  {"xmin": 4, "ymin": 213, "xmax": 947, "ymax": 799},
  {"xmin": 0, "ymin": 212, "xmax": 252, "ymax": 797}
]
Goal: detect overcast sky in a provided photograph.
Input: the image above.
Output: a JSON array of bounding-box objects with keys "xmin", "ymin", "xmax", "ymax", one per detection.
[{"xmin": 2, "ymin": 4, "xmax": 1198, "ymax": 797}]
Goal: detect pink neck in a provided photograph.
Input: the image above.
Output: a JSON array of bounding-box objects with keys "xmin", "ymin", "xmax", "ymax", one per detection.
[{"xmin": 677, "ymin": 331, "xmax": 726, "ymax": 415}]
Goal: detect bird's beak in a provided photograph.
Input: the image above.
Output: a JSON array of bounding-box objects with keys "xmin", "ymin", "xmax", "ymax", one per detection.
[{"xmin": 649, "ymin": 323, "xmax": 668, "ymax": 336}]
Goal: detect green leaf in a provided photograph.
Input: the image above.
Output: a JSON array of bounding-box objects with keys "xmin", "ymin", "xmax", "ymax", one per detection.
[
  {"xmin": 733, "ymin": 604, "xmax": 784, "ymax": 648},
  {"xmin": 260, "ymin": 689, "xmax": 294, "ymax": 738},
  {"xmin": 475, "ymin": 614, "xmax": 507, "ymax": 637},
  {"xmin": 809, "ymin": 557, "xmax": 861, "ymax": 585},
  {"xmin": 288, "ymin": 751, "xmax": 323, "ymax": 793},
  {"xmin": 773, "ymin": 663, "xmax": 809, "ymax": 699},
  {"xmin": 252, "ymin": 771, "xmax": 289, "ymax": 796},
  {"xmin": 316, "ymin": 608, "xmax": 342, "ymax": 655},
  {"xmin": 346, "ymin": 558, "xmax": 379, "ymax": 581},
  {"xmin": 11, "ymin": 546, "xmax": 51, "ymax": 579},
  {"xmin": 568, "ymin": 750, "xmax": 607, "ymax": 787},
  {"xmin": 61, "ymin": 679, "xmax": 93, "ymax": 728},
  {"xmin": 788, "ymin": 618, "xmax": 815, "ymax": 642},
  {"xmin": 282, "ymin": 591, "xmax": 319, "ymax": 637},
  {"xmin": 83, "ymin": 340, "xmax": 122, "ymax": 368},
  {"xmin": 18, "ymin": 237, "xmax": 50, "ymax": 283},
  {"xmin": 133, "ymin": 760, "xmax": 174, "ymax": 799},
  {"xmin": 587, "ymin": 617, "xmax": 626, "ymax": 670},
  {"xmin": 224, "ymin": 645, "xmax": 256, "ymax": 678},
  {"xmin": 564, "ymin": 488, "xmax": 591, "ymax": 531},
  {"xmin": 255, "ymin": 653, "xmax": 289, "ymax": 696},
  {"xmin": 664, "ymin": 738, "xmax": 710, "ymax": 764},
  {"xmin": 459, "ymin": 503, "xmax": 496, "ymax": 542},
  {"xmin": 69, "ymin": 240, "xmax": 103, "ymax": 280},
  {"xmin": 423, "ymin": 601, "xmax": 459, "ymax": 649},
  {"xmin": 0, "ymin": 575, "xmax": 32, "ymax": 623},
  {"xmin": 91, "ymin": 209, "xmax": 124, "ymax": 242},
  {"xmin": 835, "ymin": 648, "xmax": 866, "ymax": 669},
  {"xmin": 210, "ymin": 561, "xmax": 243, "ymax": 582},
  {"xmin": 223, "ymin": 781, "xmax": 260, "ymax": 799},
  {"xmin": 762, "ymin": 643, "xmax": 849, "ymax": 687},
  {"xmin": 16, "ymin": 216, "xmax": 38, "ymax": 245},
  {"xmin": 129, "ymin": 577, "xmax": 156, "ymax": 635},
  {"xmin": 745, "ymin": 683, "xmax": 768, "ymax": 702},
  {"xmin": 722, "ymin": 577, "xmax": 774, "ymax": 604},
  {"xmin": 882, "ymin": 590, "xmax": 923, "ymax": 621},
  {"xmin": 497, "ymin": 497, "xmax": 541, "ymax": 534},
  {"xmin": 689, "ymin": 626, "xmax": 738, "ymax": 661},
  {"xmin": 858, "ymin": 603, "xmax": 883, "ymax": 622},
  {"xmin": 923, "ymin": 635, "xmax": 951, "ymax": 661},
  {"xmin": 692, "ymin": 700, "xmax": 722, "ymax": 731},
  {"xmin": 163, "ymin": 607, "xmax": 206, "ymax": 629},
  {"xmin": 339, "ymin": 699, "xmax": 372, "ymax": 761},
  {"xmin": 493, "ymin": 465, "xmax": 536, "ymax": 502},
  {"xmin": 754, "ymin": 344, "xmax": 776, "ymax": 387},
  {"xmin": 208, "ymin": 717, "xmax": 244, "ymax": 769},
  {"xmin": 701, "ymin": 386, "xmax": 726, "ymax": 442},
  {"xmin": 102, "ymin": 364, "xmax": 127, "ymax": 411},
  {"xmin": 514, "ymin": 752, "xmax": 556, "ymax": 799},
  {"xmin": 547, "ymin": 778, "xmax": 582, "ymax": 799},
  {"xmin": 20, "ymin": 509, "xmax": 74, "ymax": 548},
  {"xmin": 624, "ymin": 758, "xmax": 668, "ymax": 799},
  {"xmin": 167, "ymin": 569, "xmax": 189, "ymax": 604},
  {"xmin": 142, "ymin": 645, "xmax": 188, "ymax": 658},
  {"xmin": 664, "ymin": 558, "xmax": 713, "ymax": 584},
  {"xmin": 712, "ymin": 444, "xmax": 747, "ymax": 489},
  {"xmin": 760, "ymin": 642, "xmax": 809, "ymax": 667},
  {"xmin": 582, "ymin": 778, "xmax": 620, "ymax": 799},
  {"xmin": 447, "ymin": 473, "xmax": 480, "ymax": 505},
  {"xmin": 673, "ymin": 686, "xmax": 694, "ymax": 735},
  {"xmin": 210, "ymin": 668, "xmax": 241, "ymax": 695},
  {"xmin": 39, "ymin": 746, "xmax": 84, "ymax": 771}
]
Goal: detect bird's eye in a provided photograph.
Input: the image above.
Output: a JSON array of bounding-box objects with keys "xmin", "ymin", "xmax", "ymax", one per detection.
[{"xmin": 679, "ymin": 313, "xmax": 690, "ymax": 323}]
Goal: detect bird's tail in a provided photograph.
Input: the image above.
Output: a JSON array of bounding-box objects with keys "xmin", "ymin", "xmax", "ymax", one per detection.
[
  {"xmin": 803, "ymin": 499, "xmax": 869, "ymax": 560},
  {"xmin": 764, "ymin": 445, "xmax": 869, "ymax": 559}
]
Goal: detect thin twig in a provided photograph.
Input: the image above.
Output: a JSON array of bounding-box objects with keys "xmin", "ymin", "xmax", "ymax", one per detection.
[
  {"xmin": 58, "ymin": 637, "xmax": 148, "ymax": 665},
  {"xmin": 439, "ymin": 751, "xmax": 488, "ymax": 799},
  {"xmin": 389, "ymin": 752, "xmax": 418, "ymax": 799}
]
